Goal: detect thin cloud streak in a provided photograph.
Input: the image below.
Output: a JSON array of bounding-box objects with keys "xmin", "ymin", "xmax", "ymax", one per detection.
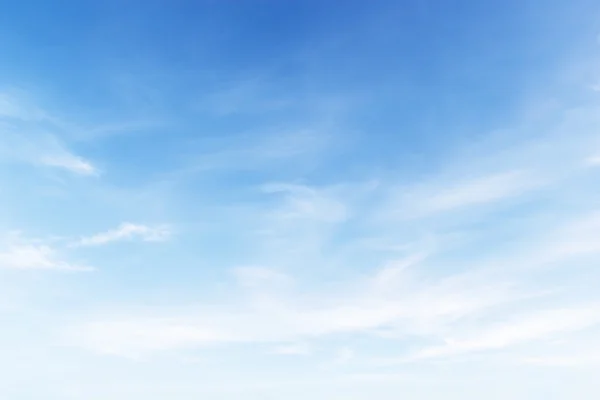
[
  {"xmin": 412, "ymin": 305, "xmax": 600, "ymax": 360},
  {"xmin": 0, "ymin": 93, "xmax": 98, "ymax": 176},
  {"xmin": 72, "ymin": 223, "xmax": 172, "ymax": 247},
  {"xmin": 63, "ymin": 97, "xmax": 600, "ymax": 359},
  {"xmin": 39, "ymin": 154, "xmax": 98, "ymax": 176},
  {"xmin": 65, "ymin": 254, "xmax": 526, "ymax": 357}
]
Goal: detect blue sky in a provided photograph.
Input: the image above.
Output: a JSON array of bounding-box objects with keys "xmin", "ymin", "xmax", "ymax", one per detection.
[{"xmin": 1, "ymin": 0, "xmax": 600, "ymax": 398}]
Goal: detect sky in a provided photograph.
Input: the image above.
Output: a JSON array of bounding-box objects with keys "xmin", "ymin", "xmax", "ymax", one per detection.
[{"xmin": 1, "ymin": 0, "xmax": 600, "ymax": 399}]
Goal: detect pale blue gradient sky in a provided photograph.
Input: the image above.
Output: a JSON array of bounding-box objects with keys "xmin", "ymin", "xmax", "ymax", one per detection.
[{"xmin": 1, "ymin": 1, "xmax": 600, "ymax": 399}]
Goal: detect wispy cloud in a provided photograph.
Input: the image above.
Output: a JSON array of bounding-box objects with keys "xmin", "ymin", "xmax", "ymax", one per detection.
[
  {"xmin": 0, "ymin": 92, "xmax": 46, "ymax": 120},
  {"xmin": 61, "ymin": 92, "xmax": 600, "ymax": 362},
  {"xmin": 406, "ymin": 170, "xmax": 539, "ymax": 216},
  {"xmin": 3, "ymin": 1, "xmax": 600, "ymax": 398},
  {"xmin": 520, "ymin": 334, "xmax": 600, "ymax": 367},
  {"xmin": 412, "ymin": 305, "xmax": 600, "ymax": 360},
  {"xmin": 260, "ymin": 183, "xmax": 349, "ymax": 223},
  {"xmin": 72, "ymin": 223, "xmax": 172, "ymax": 247},
  {"xmin": 585, "ymin": 155, "xmax": 600, "ymax": 166},
  {"xmin": 65, "ymin": 251, "xmax": 525, "ymax": 357},
  {"xmin": 170, "ymin": 128, "xmax": 333, "ymax": 178},
  {"xmin": 0, "ymin": 234, "xmax": 93, "ymax": 272},
  {"xmin": 39, "ymin": 154, "xmax": 98, "ymax": 176},
  {"xmin": 0, "ymin": 93, "xmax": 98, "ymax": 175},
  {"xmin": 0, "ymin": 132, "xmax": 98, "ymax": 175}
]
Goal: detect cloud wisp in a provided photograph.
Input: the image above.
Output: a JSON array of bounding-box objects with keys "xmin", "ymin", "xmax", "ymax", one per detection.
[
  {"xmin": 72, "ymin": 223, "xmax": 172, "ymax": 247},
  {"xmin": 58, "ymin": 88, "xmax": 600, "ymax": 367},
  {"xmin": 0, "ymin": 93, "xmax": 98, "ymax": 176},
  {"xmin": 62, "ymin": 255, "xmax": 542, "ymax": 357},
  {"xmin": 410, "ymin": 305, "xmax": 600, "ymax": 361},
  {"xmin": 39, "ymin": 154, "xmax": 98, "ymax": 176},
  {"xmin": 0, "ymin": 234, "xmax": 93, "ymax": 272},
  {"xmin": 3, "ymin": 2, "xmax": 600, "ymax": 398}
]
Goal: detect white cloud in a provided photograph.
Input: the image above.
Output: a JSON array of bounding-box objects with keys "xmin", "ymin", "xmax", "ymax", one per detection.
[
  {"xmin": 585, "ymin": 155, "xmax": 600, "ymax": 166},
  {"xmin": 65, "ymin": 252, "xmax": 525, "ymax": 357},
  {"xmin": 385, "ymin": 169, "xmax": 544, "ymax": 221},
  {"xmin": 3, "ymin": 11, "xmax": 600, "ymax": 400},
  {"xmin": 0, "ymin": 131, "xmax": 98, "ymax": 175},
  {"xmin": 0, "ymin": 235, "xmax": 92, "ymax": 272},
  {"xmin": 509, "ymin": 211, "xmax": 600, "ymax": 269},
  {"xmin": 12, "ymin": 68, "xmax": 600, "ymax": 382},
  {"xmin": 39, "ymin": 154, "xmax": 98, "ymax": 176},
  {"xmin": 414, "ymin": 171, "xmax": 538, "ymax": 214},
  {"xmin": 70, "ymin": 318, "xmax": 236, "ymax": 357},
  {"xmin": 512, "ymin": 328, "xmax": 600, "ymax": 368},
  {"xmin": 261, "ymin": 183, "xmax": 348, "ymax": 223},
  {"xmin": 73, "ymin": 223, "xmax": 172, "ymax": 247},
  {"xmin": 163, "ymin": 127, "xmax": 333, "ymax": 180},
  {"xmin": 412, "ymin": 305, "xmax": 600, "ymax": 360},
  {"xmin": 0, "ymin": 93, "xmax": 97, "ymax": 176},
  {"xmin": 0, "ymin": 92, "xmax": 46, "ymax": 120},
  {"xmin": 63, "ymin": 200, "xmax": 600, "ymax": 358},
  {"xmin": 64, "ymin": 165, "xmax": 600, "ymax": 361}
]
